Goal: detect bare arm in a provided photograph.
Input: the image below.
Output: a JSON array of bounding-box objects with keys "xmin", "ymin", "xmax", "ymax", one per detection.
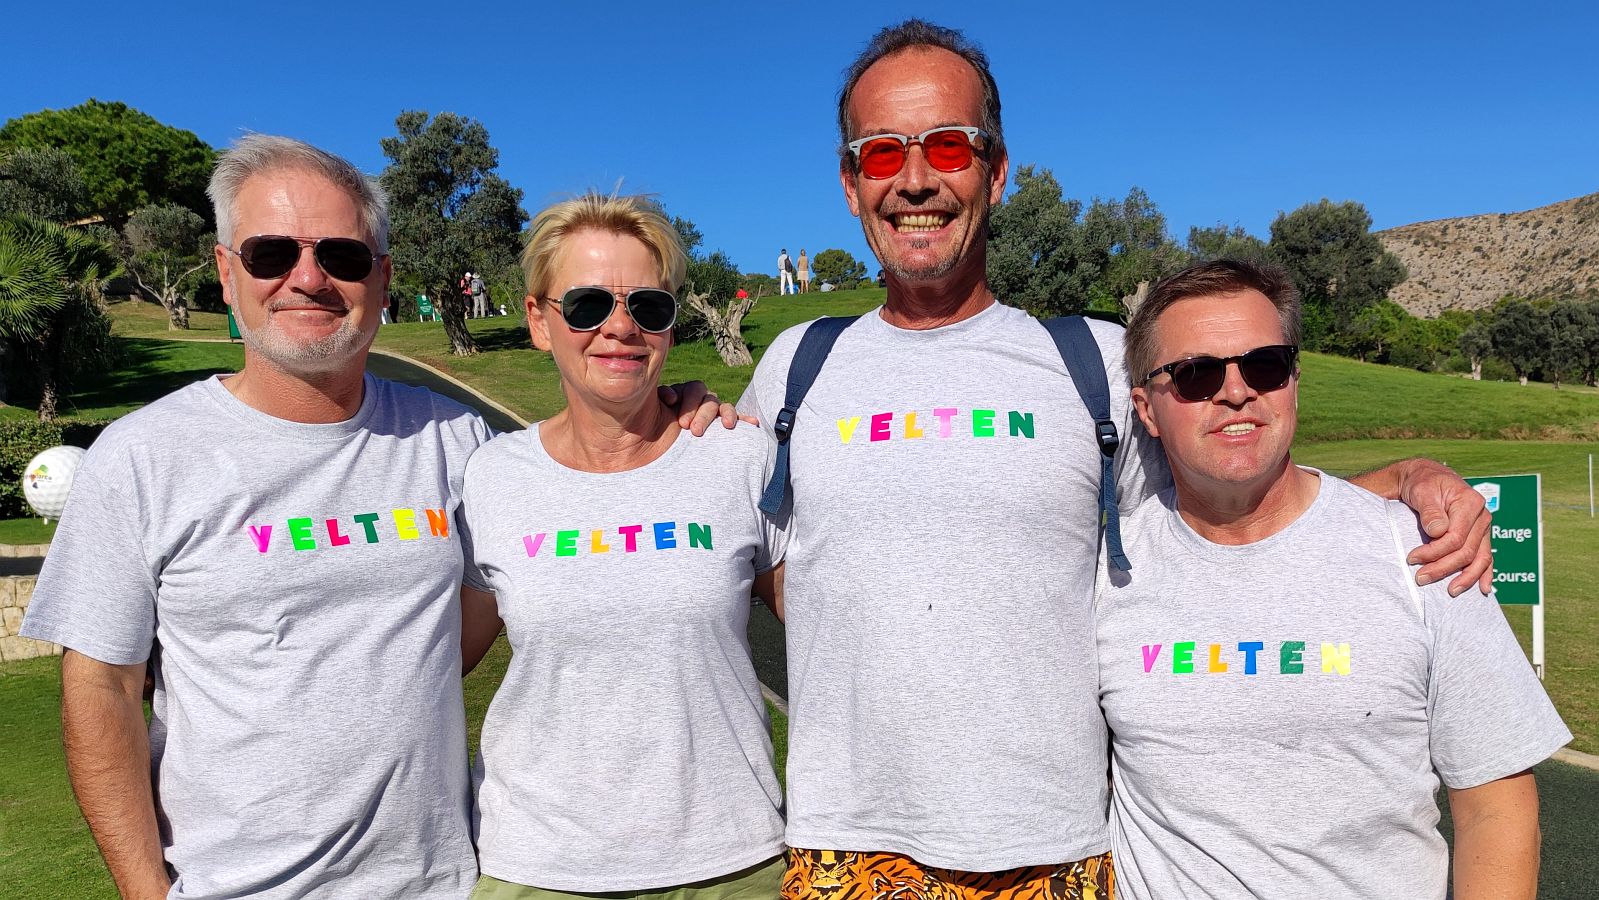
[
  {"xmin": 754, "ymin": 562, "xmax": 784, "ymax": 623},
  {"xmin": 60, "ymin": 650, "xmax": 171, "ymax": 900},
  {"xmin": 1348, "ymin": 457, "xmax": 1492, "ymax": 595},
  {"xmin": 1449, "ymin": 771, "xmax": 1540, "ymax": 900},
  {"xmin": 461, "ymin": 585, "xmax": 503, "ymax": 676}
]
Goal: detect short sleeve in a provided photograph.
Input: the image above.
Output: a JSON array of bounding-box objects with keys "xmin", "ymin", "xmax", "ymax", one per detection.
[
  {"xmin": 456, "ymin": 455, "xmax": 494, "ymax": 594},
  {"xmin": 20, "ymin": 468, "xmax": 158, "ymax": 665},
  {"xmin": 1415, "ymin": 511, "xmax": 1570, "ymax": 786}
]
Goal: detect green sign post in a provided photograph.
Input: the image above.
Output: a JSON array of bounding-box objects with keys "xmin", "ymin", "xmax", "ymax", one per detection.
[{"xmin": 1465, "ymin": 473, "xmax": 1544, "ymax": 678}]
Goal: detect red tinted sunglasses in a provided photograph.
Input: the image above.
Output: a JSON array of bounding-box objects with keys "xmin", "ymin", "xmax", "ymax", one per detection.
[{"xmin": 847, "ymin": 126, "xmax": 990, "ymax": 179}]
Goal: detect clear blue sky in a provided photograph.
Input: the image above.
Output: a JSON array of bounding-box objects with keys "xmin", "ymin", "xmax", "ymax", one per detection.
[{"xmin": 6, "ymin": 0, "xmax": 1596, "ymax": 278}]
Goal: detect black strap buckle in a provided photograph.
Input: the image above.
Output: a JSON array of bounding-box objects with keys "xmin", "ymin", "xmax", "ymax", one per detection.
[
  {"xmin": 1095, "ymin": 419, "xmax": 1119, "ymax": 456},
  {"xmin": 774, "ymin": 407, "xmax": 797, "ymax": 443}
]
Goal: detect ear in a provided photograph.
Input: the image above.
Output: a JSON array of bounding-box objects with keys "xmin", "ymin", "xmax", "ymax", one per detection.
[
  {"xmin": 526, "ymin": 295, "xmax": 552, "ymax": 351},
  {"xmin": 378, "ymin": 254, "xmax": 393, "ymax": 292},
  {"xmin": 840, "ymin": 160, "xmax": 861, "ymax": 218},
  {"xmin": 214, "ymin": 245, "xmax": 234, "ymax": 308},
  {"xmin": 986, "ymin": 143, "xmax": 1009, "ymax": 207},
  {"xmin": 1131, "ymin": 385, "xmax": 1161, "ymax": 439}
]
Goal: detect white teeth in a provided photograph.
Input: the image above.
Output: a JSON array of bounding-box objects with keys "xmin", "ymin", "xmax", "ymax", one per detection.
[
  {"xmin": 894, "ymin": 213, "xmax": 951, "ymax": 232},
  {"xmin": 1221, "ymin": 423, "xmax": 1257, "ymax": 435}
]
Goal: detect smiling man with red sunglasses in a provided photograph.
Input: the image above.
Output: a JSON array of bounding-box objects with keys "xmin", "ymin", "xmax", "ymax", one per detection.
[
  {"xmin": 1100, "ymin": 259, "xmax": 1566, "ymax": 899},
  {"xmin": 739, "ymin": 18, "xmax": 1502, "ymax": 900}
]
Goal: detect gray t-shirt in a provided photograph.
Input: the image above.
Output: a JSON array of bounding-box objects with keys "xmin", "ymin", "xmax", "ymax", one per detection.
[
  {"xmin": 22, "ymin": 374, "xmax": 491, "ymax": 899},
  {"xmin": 460, "ymin": 422, "xmax": 786, "ymax": 891},
  {"xmin": 1095, "ymin": 472, "xmax": 1571, "ymax": 900},
  {"xmin": 737, "ymin": 302, "xmax": 1169, "ymax": 870}
]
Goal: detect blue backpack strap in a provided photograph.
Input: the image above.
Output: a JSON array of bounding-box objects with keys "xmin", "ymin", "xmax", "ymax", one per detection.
[
  {"xmin": 1042, "ymin": 315, "xmax": 1131, "ymax": 571},
  {"xmin": 758, "ymin": 315, "xmax": 861, "ymax": 515}
]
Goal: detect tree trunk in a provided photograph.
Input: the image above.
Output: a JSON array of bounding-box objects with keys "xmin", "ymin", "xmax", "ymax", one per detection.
[
  {"xmin": 438, "ymin": 281, "xmax": 478, "ymax": 355},
  {"xmin": 1519, "ymin": 374, "xmax": 1528, "ymax": 386},
  {"xmin": 683, "ymin": 289, "xmax": 758, "ymax": 367},
  {"xmin": 163, "ymin": 289, "xmax": 191, "ymax": 330},
  {"xmin": 35, "ymin": 325, "xmax": 59, "ymax": 422},
  {"xmin": 1469, "ymin": 357, "xmax": 1482, "ymax": 381}
]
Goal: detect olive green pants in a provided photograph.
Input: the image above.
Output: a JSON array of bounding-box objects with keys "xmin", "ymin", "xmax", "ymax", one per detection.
[{"xmin": 473, "ymin": 856, "xmax": 784, "ymax": 900}]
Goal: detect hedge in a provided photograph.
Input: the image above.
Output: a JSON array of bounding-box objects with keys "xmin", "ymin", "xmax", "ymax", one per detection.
[{"xmin": 0, "ymin": 419, "xmax": 112, "ymax": 519}]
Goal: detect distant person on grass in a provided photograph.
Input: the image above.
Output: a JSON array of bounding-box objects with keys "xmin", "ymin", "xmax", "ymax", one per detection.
[
  {"xmin": 738, "ymin": 19, "xmax": 1496, "ymax": 899},
  {"xmin": 457, "ymin": 193, "xmax": 787, "ymax": 899},
  {"xmin": 778, "ymin": 247, "xmax": 795, "ymax": 295},
  {"xmin": 1098, "ymin": 258, "xmax": 1567, "ymax": 899},
  {"xmin": 20, "ymin": 136, "xmax": 734, "ymax": 900},
  {"xmin": 797, "ymin": 248, "xmax": 810, "ymax": 293}
]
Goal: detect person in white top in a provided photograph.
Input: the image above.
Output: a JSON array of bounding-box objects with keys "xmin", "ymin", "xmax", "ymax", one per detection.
[{"xmin": 460, "ymin": 194, "xmax": 787, "ymax": 899}]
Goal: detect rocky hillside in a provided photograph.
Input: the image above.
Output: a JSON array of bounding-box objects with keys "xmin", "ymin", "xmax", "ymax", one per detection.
[{"xmin": 1377, "ymin": 192, "xmax": 1599, "ymax": 316}]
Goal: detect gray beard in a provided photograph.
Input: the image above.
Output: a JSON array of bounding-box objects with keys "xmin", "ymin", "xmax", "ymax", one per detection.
[{"xmin": 230, "ymin": 275, "xmax": 366, "ymax": 373}]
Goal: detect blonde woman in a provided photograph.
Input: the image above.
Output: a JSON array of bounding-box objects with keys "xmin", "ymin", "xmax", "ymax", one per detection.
[{"xmin": 460, "ymin": 194, "xmax": 786, "ymax": 899}]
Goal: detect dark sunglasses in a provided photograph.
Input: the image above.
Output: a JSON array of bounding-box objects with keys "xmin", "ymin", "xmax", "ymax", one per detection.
[
  {"xmin": 846, "ymin": 126, "xmax": 990, "ymax": 180},
  {"xmin": 1144, "ymin": 345, "xmax": 1299, "ymax": 402},
  {"xmin": 226, "ymin": 235, "xmax": 383, "ymax": 282},
  {"xmin": 546, "ymin": 285, "xmax": 677, "ymax": 334}
]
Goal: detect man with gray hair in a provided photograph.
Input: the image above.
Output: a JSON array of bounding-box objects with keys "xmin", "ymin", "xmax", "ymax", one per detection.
[{"xmin": 25, "ymin": 134, "xmax": 489, "ymax": 898}]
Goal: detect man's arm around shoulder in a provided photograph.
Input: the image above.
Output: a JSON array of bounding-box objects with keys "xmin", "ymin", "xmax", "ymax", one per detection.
[{"xmin": 61, "ymin": 650, "xmax": 171, "ymax": 899}]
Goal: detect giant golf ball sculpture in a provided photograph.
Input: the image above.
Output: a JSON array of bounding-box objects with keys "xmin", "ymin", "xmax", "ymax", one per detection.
[{"xmin": 22, "ymin": 445, "xmax": 85, "ymax": 522}]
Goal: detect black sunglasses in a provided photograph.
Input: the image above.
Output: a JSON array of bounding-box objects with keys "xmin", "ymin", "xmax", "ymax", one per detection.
[
  {"xmin": 546, "ymin": 286, "xmax": 677, "ymax": 334},
  {"xmin": 1144, "ymin": 345, "xmax": 1299, "ymax": 402},
  {"xmin": 227, "ymin": 235, "xmax": 383, "ymax": 282}
]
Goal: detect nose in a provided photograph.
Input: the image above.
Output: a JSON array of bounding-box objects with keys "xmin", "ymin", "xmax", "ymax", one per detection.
[
  {"xmin": 288, "ymin": 243, "xmax": 334, "ymax": 294},
  {"xmin": 896, "ymin": 142, "xmax": 940, "ymax": 197},
  {"xmin": 597, "ymin": 293, "xmax": 639, "ymax": 339},
  {"xmin": 1215, "ymin": 360, "xmax": 1257, "ymax": 405}
]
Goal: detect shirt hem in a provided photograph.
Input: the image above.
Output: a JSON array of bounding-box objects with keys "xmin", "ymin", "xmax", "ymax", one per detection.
[
  {"xmin": 783, "ymin": 828, "xmax": 1111, "ymax": 872},
  {"xmin": 17, "ymin": 621, "xmax": 148, "ymax": 666},
  {"xmin": 1440, "ymin": 730, "xmax": 1573, "ymax": 790},
  {"xmin": 477, "ymin": 840, "xmax": 785, "ymax": 893}
]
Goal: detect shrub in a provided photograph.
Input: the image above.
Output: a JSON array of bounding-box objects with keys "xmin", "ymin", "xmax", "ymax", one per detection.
[{"xmin": 0, "ymin": 419, "xmax": 112, "ymax": 519}]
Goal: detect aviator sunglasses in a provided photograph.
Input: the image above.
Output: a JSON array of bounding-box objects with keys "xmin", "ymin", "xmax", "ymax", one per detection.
[
  {"xmin": 847, "ymin": 126, "xmax": 990, "ymax": 179},
  {"xmin": 546, "ymin": 285, "xmax": 678, "ymax": 334},
  {"xmin": 224, "ymin": 235, "xmax": 384, "ymax": 282},
  {"xmin": 1144, "ymin": 345, "xmax": 1299, "ymax": 402}
]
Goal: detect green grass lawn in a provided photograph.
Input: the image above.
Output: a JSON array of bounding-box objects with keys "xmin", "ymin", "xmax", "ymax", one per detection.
[
  {"xmin": 0, "ymin": 518, "xmax": 56, "ymax": 545},
  {"xmin": 105, "ymin": 299, "xmax": 232, "ymax": 338}
]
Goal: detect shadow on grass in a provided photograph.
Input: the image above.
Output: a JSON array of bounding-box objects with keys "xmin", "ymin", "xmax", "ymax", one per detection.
[{"xmin": 60, "ymin": 339, "xmax": 241, "ymax": 419}]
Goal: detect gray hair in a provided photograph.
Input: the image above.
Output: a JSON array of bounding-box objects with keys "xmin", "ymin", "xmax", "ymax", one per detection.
[
  {"xmin": 209, "ymin": 134, "xmax": 389, "ymax": 252},
  {"xmin": 837, "ymin": 19, "xmax": 1005, "ymax": 167}
]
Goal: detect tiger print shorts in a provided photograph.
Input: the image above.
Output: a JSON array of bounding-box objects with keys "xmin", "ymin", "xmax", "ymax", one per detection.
[{"xmin": 781, "ymin": 848, "xmax": 1114, "ymax": 900}]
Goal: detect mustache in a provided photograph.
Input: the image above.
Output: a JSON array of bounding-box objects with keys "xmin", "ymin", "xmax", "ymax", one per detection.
[{"xmin": 266, "ymin": 297, "xmax": 349, "ymax": 313}]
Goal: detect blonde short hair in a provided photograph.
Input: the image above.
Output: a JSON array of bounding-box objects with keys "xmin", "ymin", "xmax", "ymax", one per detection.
[{"xmin": 521, "ymin": 193, "xmax": 687, "ymax": 300}]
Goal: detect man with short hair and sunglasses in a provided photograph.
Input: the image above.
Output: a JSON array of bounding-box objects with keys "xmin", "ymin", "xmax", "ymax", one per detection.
[
  {"xmin": 1098, "ymin": 258, "xmax": 1567, "ymax": 899},
  {"xmin": 738, "ymin": 19, "xmax": 1498, "ymax": 899},
  {"xmin": 21, "ymin": 135, "xmax": 734, "ymax": 899}
]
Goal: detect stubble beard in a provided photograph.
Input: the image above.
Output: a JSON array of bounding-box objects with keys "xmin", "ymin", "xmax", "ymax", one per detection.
[
  {"xmin": 230, "ymin": 274, "xmax": 369, "ymax": 374},
  {"xmin": 874, "ymin": 207, "xmax": 988, "ymax": 284}
]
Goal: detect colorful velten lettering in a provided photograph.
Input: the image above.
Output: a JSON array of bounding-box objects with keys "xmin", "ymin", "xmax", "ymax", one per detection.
[
  {"xmin": 1321, "ymin": 642, "xmax": 1352, "ymax": 675},
  {"xmin": 1172, "ymin": 641, "xmax": 1195, "ymax": 674},
  {"xmin": 1280, "ymin": 641, "xmax": 1305, "ymax": 674},
  {"xmin": 1238, "ymin": 641, "xmax": 1263, "ymax": 675},
  {"xmin": 287, "ymin": 517, "xmax": 316, "ymax": 551}
]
